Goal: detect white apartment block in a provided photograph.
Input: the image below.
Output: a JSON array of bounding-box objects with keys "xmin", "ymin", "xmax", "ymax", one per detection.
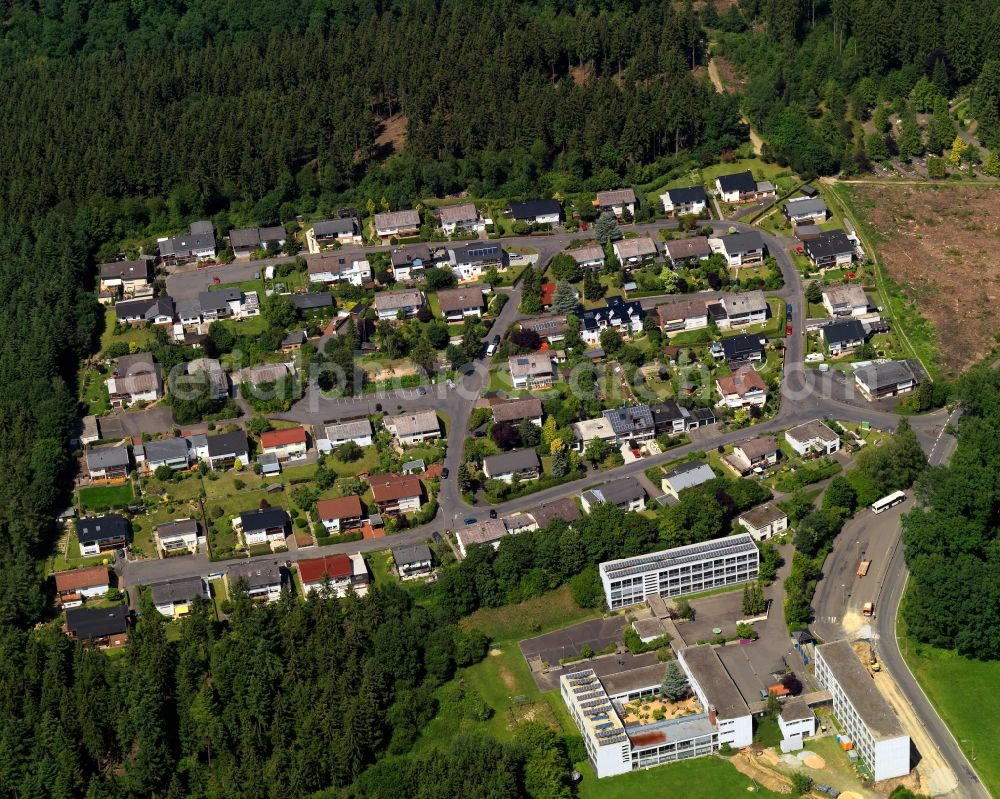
[
  {"xmin": 599, "ymin": 534, "xmax": 759, "ymax": 610},
  {"xmin": 814, "ymin": 640, "xmax": 910, "ymax": 781}
]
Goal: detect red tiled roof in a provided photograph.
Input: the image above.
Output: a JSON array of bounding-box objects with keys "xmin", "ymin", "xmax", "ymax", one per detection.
[
  {"xmin": 541, "ymin": 282, "xmax": 556, "ymax": 306},
  {"xmin": 717, "ymin": 366, "xmax": 767, "ymax": 397},
  {"xmin": 54, "ymin": 565, "xmax": 109, "ymax": 593},
  {"xmin": 260, "ymin": 427, "xmax": 307, "ymax": 448},
  {"xmin": 297, "ymin": 554, "xmax": 352, "ymax": 584},
  {"xmin": 316, "ymin": 496, "xmax": 364, "ymax": 521},
  {"xmin": 370, "ymin": 473, "xmax": 422, "ymax": 502}
]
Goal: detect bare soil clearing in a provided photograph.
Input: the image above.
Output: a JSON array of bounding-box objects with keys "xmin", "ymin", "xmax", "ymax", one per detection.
[{"xmin": 849, "ymin": 183, "xmax": 1000, "ymax": 375}]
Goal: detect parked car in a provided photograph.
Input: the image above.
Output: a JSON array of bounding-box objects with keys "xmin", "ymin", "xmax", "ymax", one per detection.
[
  {"xmin": 786, "ymin": 323, "xmax": 793, "ymax": 336},
  {"xmin": 463, "ymin": 517, "xmax": 477, "ymax": 525},
  {"xmin": 432, "ymin": 532, "xmax": 443, "ymax": 544},
  {"xmin": 489, "ymin": 509, "xmax": 498, "ymax": 519}
]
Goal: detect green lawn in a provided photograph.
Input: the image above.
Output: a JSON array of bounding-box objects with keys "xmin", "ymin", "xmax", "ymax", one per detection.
[
  {"xmin": 459, "ymin": 584, "xmax": 599, "ymax": 641},
  {"xmin": 899, "ymin": 619, "xmax": 1000, "ymax": 796},
  {"xmin": 575, "ymin": 756, "xmax": 784, "ymax": 799},
  {"xmin": 722, "ymin": 297, "xmax": 786, "ymax": 338},
  {"xmin": 78, "ymin": 482, "xmax": 135, "ymax": 510},
  {"xmin": 78, "ymin": 366, "xmax": 111, "ymax": 416},
  {"xmin": 99, "ymin": 309, "xmax": 156, "ymax": 353}
]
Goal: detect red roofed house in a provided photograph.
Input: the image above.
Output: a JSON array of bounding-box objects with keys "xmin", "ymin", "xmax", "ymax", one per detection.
[
  {"xmin": 296, "ymin": 553, "xmax": 370, "ymax": 597},
  {"xmin": 259, "ymin": 427, "xmax": 308, "ymax": 461},
  {"xmin": 369, "ymin": 473, "xmax": 423, "ymax": 514},
  {"xmin": 316, "ymin": 496, "xmax": 365, "ymax": 533},
  {"xmin": 54, "ymin": 565, "xmax": 110, "ymax": 608},
  {"xmin": 716, "ymin": 366, "xmax": 768, "ymax": 409},
  {"xmin": 541, "ymin": 282, "xmax": 556, "ymax": 307}
]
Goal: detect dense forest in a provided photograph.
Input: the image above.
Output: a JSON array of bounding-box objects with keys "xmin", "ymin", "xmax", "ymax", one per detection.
[
  {"xmin": 902, "ymin": 367, "xmax": 1000, "ymax": 659},
  {"xmin": 716, "ymin": 0, "xmax": 1000, "ymax": 175}
]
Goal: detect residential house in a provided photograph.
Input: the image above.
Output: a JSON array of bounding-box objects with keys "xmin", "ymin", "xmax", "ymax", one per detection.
[
  {"xmin": 198, "ymin": 288, "xmax": 259, "ymax": 320},
  {"xmin": 106, "ymin": 351, "xmax": 163, "ymax": 407},
  {"xmin": 143, "ymin": 437, "xmax": 192, "ymax": 473},
  {"xmin": 226, "ymin": 560, "xmax": 285, "ymax": 602},
  {"xmin": 581, "ymin": 476, "xmax": 646, "ymax": 512},
  {"xmin": 782, "ymin": 197, "xmax": 829, "ymax": 225},
  {"xmin": 158, "ymin": 220, "xmax": 216, "ymax": 266},
  {"xmin": 490, "ymin": 397, "xmax": 543, "ymax": 427},
  {"xmin": 521, "ymin": 315, "xmax": 569, "ymax": 343},
  {"xmin": 280, "ymin": 330, "xmax": 307, "ymax": 352},
  {"xmin": 601, "ymin": 404, "xmax": 655, "ymax": 444},
  {"xmin": 77, "ymin": 515, "xmax": 130, "ymax": 557},
  {"xmin": 297, "ymin": 553, "xmax": 370, "ymax": 597},
  {"xmin": 713, "ymin": 289, "xmax": 769, "ymax": 329},
  {"xmin": 571, "ymin": 416, "xmax": 618, "ymax": 452},
  {"xmin": 383, "ymin": 409, "xmax": 440, "ymax": 444},
  {"xmin": 854, "ymin": 360, "xmax": 923, "ymax": 401},
  {"xmin": 318, "ymin": 419, "xmax": 374, "ymax": 450},
  {"xmin": 370, "ymin": 473, "xmax": 423, "ymax": 514},
  {"xmin": 727, "ymin": 436, "xmax": 779, "ymax": 474},
  {"xmin": 316, "ymin": 496, "xmax": 365, "ymax": 533},
  {"xmin": 54, "ymin": 565, "xmax": 110, "ymax": 608},
  {"xmin": 447, "ymin": 242, "xmax": 508, "ymax": 281},
  {"xmin": 392, "ymin": 544, "xmax": 434, "ymax": 579},
  {"xmin": 737, "ymin": 504, "xmax": 788, "ymax": 541},
  {"xmin": 229, "ymin": 226, "xmax": 286, "ymax": 259},
  {"xmin": 509, "ymin": 353, "xmax": 555, "ymax": 390},
  {"xmin": 204, "ymin": 430, "xmax": 250, "ymax": 470},
  {"xmin": 390, "ymin": 245, "xmax": 433, "ymax": 281},
  {"xmin": 308, "ymin": 217, "xmax": 361, "ymax": 251},
  {"xmin": 242, "ymin": 362, "xmax": 295, "ymax": 391},
  {"xmin": 437, "ymin": 202, "xmax": 484, "ymax": 234},
  {"xmin": 456, "ymin": 519, "xmax": 510, "ymax": 558},
  {"xmin": 259, "ymin": 427, "xmax": 308, "ymax": 462},
  {"xmin": 580, "ymin": 297, "xmax": 645, "ymax": 345},
  {"xmin": 660, "ymin": 461, "xmax": 715, "ymax": 498},
  {"xmin": 187, "ymin": 358, "xmax": 229, "ymax": 399},
  {"xmin": 99, "ymin": 260, "xmax": 152, "ymax": 297},
  {"xmin": 715, "ymin": 366, "xmax": 768, "ymax": 408},
  {"xmin": 307, "ymin": 255, "xmax": 372, "ymax": 286},
  {"xmin": 155, "ymin": 519, "xmax": 202, "ymax": 555},
  {"xmin": 291, "ymin": 292, "xmax": 335, "ymax": 315},
  {"xmin": 234, "ymin": 507, "xmax": 290, "ymax": 548},
  {"xmin": 373, "ymin": 289, "xmax": 424, "ymax": 320},
  {"xmin": 805, "ymin": 230, "xmax": 854, "ymax": 269},
  {"xmin": 482, "ymin": 448, "xmax": 540, "ymax": 483},
  {"xmin": 821, "ymin": 284, "xmax": 868, "ymax": 317},
  {"xmin": 612, "ymin": 237, "xmax": 658, "ymax": 266},
  {"xmin": 596, "ymin": 188, "xmax": 636, "ymax": 218},
  {"xmin": 821, "ymin": 319, "xmax": 867, "ymax": 355},
  {"xmin": 710, "ymin": 231, "xmax": 766, "ymax": 267},
  {"xmin": 177, "ymin": 297, "xmax": 204, "ymax": 326},
  {"xmin": 151, "ymin": 576, "xmax": 209, "ymax": 618},
  {"xmin": 115, "ymin": 296, "xmax": 175, "ymax": 325},
  {"xmin": 657, "ymin": 298, "xmax": 708, "ymax": 334},
  {"xmin": 571, "ymin": 245, "xmax": 605, "ymax": 270},
  {"xmin": 509, "ymin": 199, "xmax": 561, "ymax": 226},
  {"xmin": 86, "ymin": 445, "xmax": 130, "ymax": 482},
  {"xmin": 650, "ymin": 401, "xmax": 716, "ymax": 433},
  {"xmin": 664, "ymin": 236, "xmax": 713, "ymax": 266},
  {"xmin": 721, "ymin": 334, "xmax": 765, "ymax": 363},
  {"xmin": 529, "ymin": 497, "xmax": 582, "ymax": 528},
  {"xmin": 65, "ymin": 606, "xmax": 129, "ymax": 648},
  {"xmin": 715, "ymin": 171, "xmax": 775, "ymax": 203},
  {"xmin": 436, "ymin": 285, "xmax": 487, "ymax": 321},
  {"xmin": 374, "ymin": 209, "xmax": 421, "ymax": 239},
  {"xmin": 660, "ymin": 185, "xmax": 709, "ymax": 217},
  {"xmin": 784, "ymin": 419, "xmax": 841, "ymax": 456}
]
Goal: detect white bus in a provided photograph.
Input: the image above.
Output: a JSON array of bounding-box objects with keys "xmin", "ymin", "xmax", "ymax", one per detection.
[{"xmin": 871, "ymin": 490, "xmax": 906, "ymax": 514}]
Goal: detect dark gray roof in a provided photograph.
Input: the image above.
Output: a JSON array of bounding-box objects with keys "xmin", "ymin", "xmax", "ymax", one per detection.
[
  {"xmin": 77, "ymin": 515, "xmax": 128, "ymax": 545},
  {"xmin": 581, "ymin": 296, "xmax": 644, "ymax": 332},
  {"xmin": 782, "ymin": 197, "xmax": 828, "ymax": 218},
  {"xmin": 239, "ymin": 507, "xmax": 289, "ymax": 533},
  {"xmin": 313, "ymin": 217, "xmax": 356, "ymax": 236},
  {"xmin": 483, "ymin": 448, "xmax": 540, "ymax": 475},
  {"xmin": 86, "ymin": 446, "xmax": 130, "ymax": 471},
  {"xmin": 681, "ymin": 644, "xmax": 751, "ymax": 721},
  {"xmin": 115, "ymin": 298, "xmax": 156, "ymax": 320},
  {"xmin": 601, "ymin": 404, "xmax": 654, "ymax": 437},
  {"xmin": 509, "ymin": 199, "xmax": 561, "ymax": 220},
  {"xmin": 99, "ymin": 260, "xmax": 150, "ymax": 281},
  {"xmin": 143, "ymin": 437, "xmax": 190, "ymax": 463},
  {"xmin": 159, "ymin": 222, "xmax": 215, "ymax": 257},
  {"xmin": 650, "ymin": 401, "xmax": 685, "ymax": 427},
  {"xmin": 229, "ymin": 227, "xmax": 263, "ymax": 248},
  {"xmin": 280, "ymin": 330, "xmax": 307, "ymax": 347},
  {"xmin": 666, "ymin": 185, "xmax": 708, "ymax": 204},
  {"xmin": 145, "ymin": 296, "xmax": 174, "ymax": 320},
  {"xmin": 821, "ymin": 319, "xmax": 867, "ymax": 346},
  {"xmin": 199, "ymin": 288, "xmax": 241, "ymax": 313},
  {"xmin": 151, "ymin": 576, "xmax": 205, "ymax": 606},
  {"xmin": 391, "ymin": 245, "xmax": 433, "ymax": 267},
  {"xmin": 450, "ymin": 242, "xmax": 505, "ymax": 264},
  {"xmin": 816, "ymin": 640, "xmax": 905, "ymax": 739},
  {"xmin": 530, "ymin": 498, "xmax": 582, "ymax": 527},
  {"xmin": 584, "ymin": 476, "xmax": 645, "ymax": 506},
  {"xmin": 227, "ymin": 560, "xmax": 284, "ymax": 590},
  {"xmin": 662, "ymin": 460, "xmax": 716, "ymax": 489},
  {"xmin": 65, "ymin": 605, "xmax": 128, "ymax": 638},
  {"xmin": 722, "ymin": 334, "xmax": 764, "ymax": 360},
  {"xmin": 855, "ymin": 360, "xmax": 922, "ymax": 391},
  {"xmin": 291, "ymin": 292, "xmax": 334, "ymax": 310},
  {"xmin": 719, "ymin": 230, "xmax": 764, "ymax": 254},
  {"xmin": 392, "ymin": 543, "xmax": 432, "ymax": 567},
  {"xmin": 716, "ymin": 170, "xmax": 756, "ymax": 194},
  {"xmin": 806, "ymin": 230, "xmax": 853, "ymax": 258},
  {"xmin": 206, "ymin": 430, "xmax": 249, "ymax": 458},
  {"xmin": 156, "ymin": 518, "xmax": 200, "ymax": 539}
]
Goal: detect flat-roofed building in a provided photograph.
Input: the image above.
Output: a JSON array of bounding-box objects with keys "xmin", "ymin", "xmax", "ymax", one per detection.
[
  {"xmin": 736, "ymin": 503, "xmax": 788, "ymax": 540},
  {"xmin": 599, "ymin": 533, "xmax": 759, "ymax": 609},
  {"xmin": 815, "ymin": 640, "xmax": 910, "ymax": 781}
]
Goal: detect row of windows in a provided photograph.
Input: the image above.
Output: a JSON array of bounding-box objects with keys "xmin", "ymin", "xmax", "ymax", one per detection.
[
  {"xmin": 609, "ymin": 570, "xmax": 759, "ymax": 608},
  {"xmin": 630, "ymin": 735, "xmax": 717, "ymax": 769},
  {"xmin": 609, "ymin": 555, "xmax": 758, "ymax": 589}
]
